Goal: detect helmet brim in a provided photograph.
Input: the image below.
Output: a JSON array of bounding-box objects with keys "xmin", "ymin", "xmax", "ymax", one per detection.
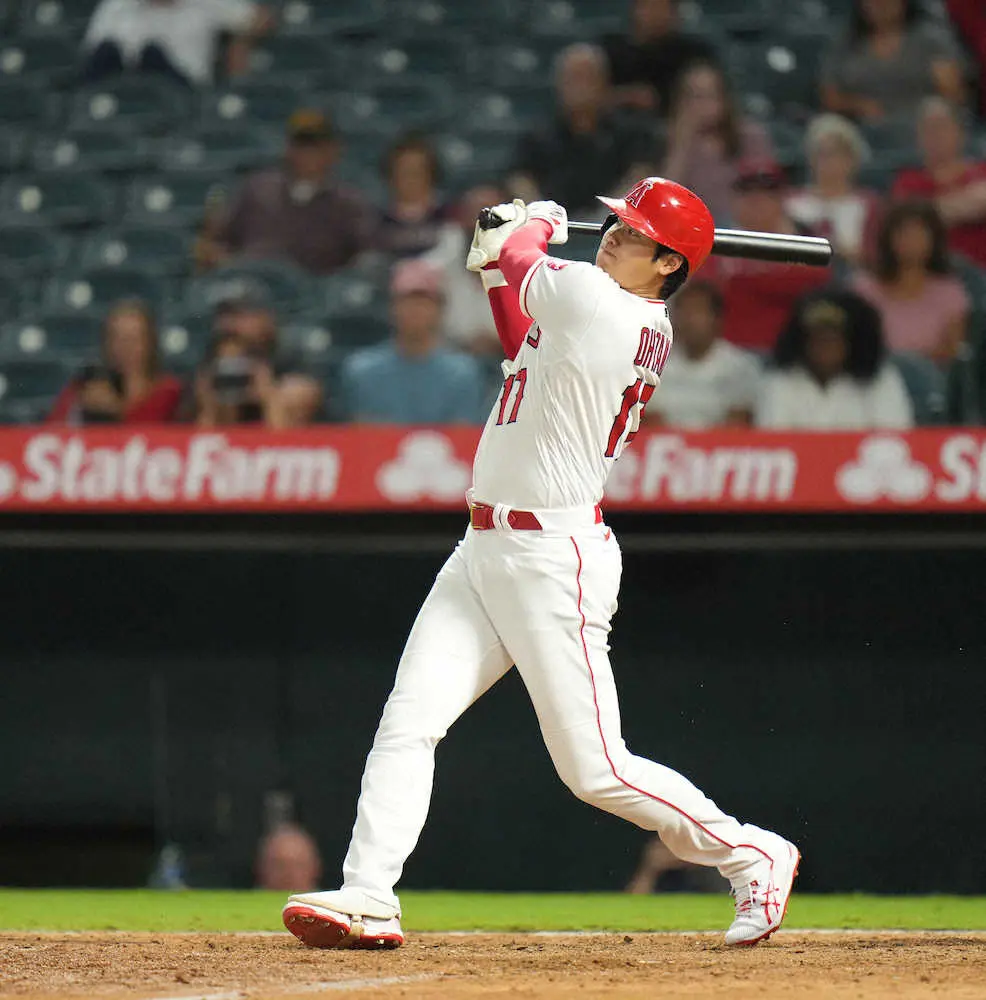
[{"xmin": 596, "ymin": 196, "xmax": 661, "ymax": 244}]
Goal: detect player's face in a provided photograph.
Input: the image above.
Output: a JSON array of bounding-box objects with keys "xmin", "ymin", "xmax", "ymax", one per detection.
[{"xmin": 596, "ymin": 220, "xmax": 679, "ymax": 294}]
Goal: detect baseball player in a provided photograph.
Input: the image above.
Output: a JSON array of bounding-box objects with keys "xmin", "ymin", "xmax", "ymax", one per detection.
[{"xmin": 283, "ymin": 177, "xmax": 800, "ymax": 950}]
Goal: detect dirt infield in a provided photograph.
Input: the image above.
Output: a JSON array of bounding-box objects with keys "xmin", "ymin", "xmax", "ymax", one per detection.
[{"xmin": 3, "ymin": 932, "xmax": 985, "ymax": 1000}]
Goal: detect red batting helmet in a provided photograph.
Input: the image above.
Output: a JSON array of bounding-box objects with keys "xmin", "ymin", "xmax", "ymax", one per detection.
[{"xmin": 597, "ymin": 177, "xmax": 715, "ymax": 274}]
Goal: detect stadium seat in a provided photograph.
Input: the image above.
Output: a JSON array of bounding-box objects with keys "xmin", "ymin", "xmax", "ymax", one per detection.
[
  {"xmin": 435, "ymin": 132, "xmax": 515, "ymax": 190},
  {"xmin": 276, "ymin": 0, "xmax": 384, "ymax": 34},
  {"xmin": 731, "ymin": 36, "xmax": 822, "ymax": 120},
  {"xmin": 0, "ymin": 35, "xmax": 78, "ymax": 85},
  {"xmin": 0, "ymin": 173, "xmax": 115, "ymax": 227},
  {"xmin": 0, "ymin": 80, "xmax": 61, "ymax": 127},
  {"xmin": 330, "ymin": 79, "xmax": 455, "ymax": 133},
  {"xmin": 383, "ymin": 0, "xmax": 519, "ymax": 30},
  {"xmin": 0, "ymin": 226, "xmax": 69, "ymax": 275},
  {"xmin": 44, "ymin": 268, "xmax": 172, "ymax": 315},
  {"xmin": 158, "ymin": 312, "xmax": 210, "ymax": 372},
  {"xmin": 201, "ymin": 81, "xmax": 304, "ymax": 128},
  {"xmin": 529, "ymin": 0, "xmax": 624, "ymax": 36},
  {"xmin": 19, "ymin": 0, "xmax": 95, "ymax": 37},
  {"xmin": 126, "ymin": 174, "xmax": 231, "ymax": 228},
  {"xmin": 0, "ymin": 128, "xmax": 28, "ymax": 171},
  {"xmin": 248, "ymin": 35, "xmax": 350, "ymax": 89},
  {"xmin": 0, "ymin": 314, "xmax": 103, "ymax": 361},
  {"xmin": 0, "ymin": 357, "xmax": 70, "ymax": 423},
  {"xmin": 70, "ymin": 79, "xmax": 192, "ymax": 134},
  {"xmin": 365, "ymin": 34, "xmax": 477, "ymax": 83},
  {"xmin": 459, "ymin": 86, "xmax": 554, "ymax": 132},
  {"xmin": 279, "ymin": 320, "xmax": 336, "ymax": 359},
  {"xmin": 321, "ymin": 310, "xmax": 388, "ymax": 348},
  {"xmin": 488, "ymin": 40, "xmax": 561, "ymax": 89},
  {"xmin": 184, "ymin": 260, "xmax": 313, "ymax": 317},
  {"xmin": 158, "ymin": 127, "xmax": 281, "ymax": 175},
  {"xmin": 320, "ymin": 267, "xmax": 388, "ymax": 315},
  {"xmin": 78, "ymin": 226, "xmax": 190, "ymax": 276},
  {"xmin": 889, "ymin": 352, "xmax": 946, "ymax": 425},
  {"xmin": 31, "ymin": 130, "xmax": 153, "ymax": 174},
  {"xmin": 692, "ymin": 0, "xmax": 769, "ymax": 35}
]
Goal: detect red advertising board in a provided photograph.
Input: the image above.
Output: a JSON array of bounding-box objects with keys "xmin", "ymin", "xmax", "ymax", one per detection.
[{"xmin": 0, "ymin": 426, "xmax": 983, "ymax": 512}]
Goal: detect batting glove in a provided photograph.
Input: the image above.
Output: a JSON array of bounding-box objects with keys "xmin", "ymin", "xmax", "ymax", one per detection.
[
  {"xmin": 465, "ymin": 198, "xmax": 528, "ymax": 272},
  {"xmin": 526, "ymin": 200, "xmax": 569, "ymax": 245}
]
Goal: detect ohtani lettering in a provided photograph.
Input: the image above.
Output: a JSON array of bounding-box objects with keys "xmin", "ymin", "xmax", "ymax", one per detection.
[{"xmin": 634, "ymin": 325, "xmax": 671, "ymax": 375}]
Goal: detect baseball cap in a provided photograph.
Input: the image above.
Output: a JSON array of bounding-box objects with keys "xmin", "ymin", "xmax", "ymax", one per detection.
[
  {"xmin": 733, "ymin": 158, "xmax": 787, "ymax": 192},
  {"xmin": 287, "ymin": 108, "xmax": 333, "ymax": 142},
  {"xmin": 390, "ymin": 259, "xmax": 444, "ymax": 298}
]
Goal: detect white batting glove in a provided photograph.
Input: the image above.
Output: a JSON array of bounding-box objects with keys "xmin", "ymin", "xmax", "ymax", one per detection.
[
  {"xmin": 526, "ymin": 200, "xmax": 568, "ymax": 245},
  {"xmin": 465, "ymin": 199, "xmax": 528, "ymax": 272}
]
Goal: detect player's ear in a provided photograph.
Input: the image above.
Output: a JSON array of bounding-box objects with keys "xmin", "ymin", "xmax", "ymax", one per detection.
[{"xmin": 655, "ymin": 252, "xmax": 685, "ymax": 276}]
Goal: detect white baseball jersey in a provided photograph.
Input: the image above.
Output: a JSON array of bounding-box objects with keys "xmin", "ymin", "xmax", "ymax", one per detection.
[{"xmin": 471, "ymin": 256, "xmax": 673, "ymax": 509}]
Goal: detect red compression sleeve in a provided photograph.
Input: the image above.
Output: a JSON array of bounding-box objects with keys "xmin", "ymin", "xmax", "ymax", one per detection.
[
  {"xmin": 483, "ymin": 220, "xmax": 553, "ymax": 359},
  {"xmin": 499, "ymin": 219, "xmax": 552, "ymax": 288}
]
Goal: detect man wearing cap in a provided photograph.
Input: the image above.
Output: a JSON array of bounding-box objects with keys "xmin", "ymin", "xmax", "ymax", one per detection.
[
  {"xmin": 340, "ymin": 260, "xmax": 485, "ymax": 425},
  {"xmin": 202, "ymin": 109, "xmax": 378, "ymax": 276},
  {"xmin": 704, "ymin": 159, "xmax": 830, "ymax": 352}
]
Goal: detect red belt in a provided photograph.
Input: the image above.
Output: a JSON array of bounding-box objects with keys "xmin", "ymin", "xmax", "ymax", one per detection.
[{"xmin": 469, "ymin": 502, "xmax": 603, "ymax": 531}]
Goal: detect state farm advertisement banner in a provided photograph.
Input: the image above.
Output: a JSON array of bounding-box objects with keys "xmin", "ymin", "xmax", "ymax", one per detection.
[{"xmin": 0, "ymin": 426, "xmax": 983, "ymax": 512}]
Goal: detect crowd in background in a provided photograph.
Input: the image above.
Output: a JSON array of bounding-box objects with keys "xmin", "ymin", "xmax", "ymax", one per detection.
[{"xmin": 3, "ymin": 0, "xmax": 986, "ymax": 431}]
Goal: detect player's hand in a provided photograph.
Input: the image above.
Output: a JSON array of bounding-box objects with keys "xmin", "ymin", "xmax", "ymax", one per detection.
[
  {"xmin": 465, "ymin": 199, "xmax": 527, "ymax": 272},
  {"xmin": 526, "ymin": 200, "xmax": 568, "ymax": 245}
]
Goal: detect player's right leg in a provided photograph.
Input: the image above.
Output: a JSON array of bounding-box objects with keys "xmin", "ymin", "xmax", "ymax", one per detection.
[{"xmin": 283, "ymin": 540, "xmax": 512, "ymax": 949}]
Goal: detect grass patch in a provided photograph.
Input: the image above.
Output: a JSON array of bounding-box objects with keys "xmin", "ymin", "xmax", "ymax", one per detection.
[{"xmin": 0, "ymin": 890, "xmax": 984, "ymax": 933}]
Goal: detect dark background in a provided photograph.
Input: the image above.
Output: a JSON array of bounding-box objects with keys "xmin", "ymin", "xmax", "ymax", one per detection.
[{"xmin": 1, "ymin": 511, "xmax": 984, "ymax": 893}]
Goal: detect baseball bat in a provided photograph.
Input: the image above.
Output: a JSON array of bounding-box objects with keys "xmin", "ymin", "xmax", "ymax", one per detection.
[{"xmin": 568, "ymin": 220, "xmax": 833, "ymax": 267}]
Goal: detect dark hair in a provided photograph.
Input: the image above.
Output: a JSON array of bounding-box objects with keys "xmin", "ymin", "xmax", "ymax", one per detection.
[
  {"xmin": 382, "ymin": 130, "xmax": 441, "ymax": 186},
  {"xmin": 874, "ymin": 199, "xmax": 952, "ymax": 282},
  {"xmin": 850, "ymin": 0, "xmax": 919, "ymax": 41},
  {"xmin": 668, "ymin": 60, "xmax": 742, "ymax": 159},
  {"xmin": 102, "ymin": 298, "xmax": 159, "ymax": 377},
  {"xmin": 654, "ymin": 244, "xmax": 690, "ymax": 297},
  {"xmin": 671, "ymin": 278, "xmax": 723, "ymax": 315},
  {"xmin": 774, "ymin": 289, "xmax": 885, "ymax": 380}
]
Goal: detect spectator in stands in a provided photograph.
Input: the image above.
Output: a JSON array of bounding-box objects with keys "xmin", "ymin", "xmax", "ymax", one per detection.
[
  {"xmin": 425, "ymin": 183, "xmax": 506, "ymax": 355},
  {"xmin": 786, "ymin": 114, "xmax": 882, "ymax": 267},
  {"xmin": 853, "ymin": 200, "xmax": 970, "ymax": 364},
  {"xmin": 945, "ymin": 0, "xmax": 986, "ymax": 116},
  {"xmin": 193, "ymin": 286, "xmax": 323, "ymax": 426},
  {"xmin": 600, "ymin": 0, "xmax": 719, "ymax": 115},
  {"xmin": 509, "ymin": 43, "xmax": 646, "ymax": 218},
  {"xmin": 82, "ymin": 0, "xmax": 274, "ymax": 87},
  {"xmin": 756, "ymin": 291, "xmax": 913, "ymax": 429},
  {"xmin": 376, "ymin": 133, "xmax": 450, "ymax": 260},
  {"xmin": 647, "ymin": 281, "xmax": 760, "ymax": 428},
  {"xmin": 892, "ymin": 98, "xmax": 986, "ymax": 269},
  {"xmin": 199, "ymin": 110, "xmax": 377, "ymax": 276},
  {"xmin": 255, "ymin": 823, "xmax": 322, "ymax": 892},
  {"xmin": 48, "ymin": 299, "xmax": 182, "ymax": 424},
  {"xmin": 341, "ymin": 260, "xmax": 484, "ymax": 424},
  {"xmin": 626, "ymin": 837, "xmax": 727, "ymax": 893},
  {"xmin": 820, "ymin": 0, "xmax": 965, "ymax": 122},
  {"xmin": 705, "ymin": 160, "xmax": 830, "ymax": 352},
  {"xmin": 658, "ymin": 61, "xmax": 773, "ymax": 225}
]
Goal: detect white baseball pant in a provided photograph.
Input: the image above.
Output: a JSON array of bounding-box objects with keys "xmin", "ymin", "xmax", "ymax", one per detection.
[{"xmin": 342, "ymin": 513, "xmax": 775, "ymax": 906}]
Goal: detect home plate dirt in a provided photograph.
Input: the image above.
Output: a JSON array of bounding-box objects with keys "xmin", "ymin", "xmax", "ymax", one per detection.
[{"xmin": 3, "ymin": 932, "xmax": 986, "ymax": 1000}]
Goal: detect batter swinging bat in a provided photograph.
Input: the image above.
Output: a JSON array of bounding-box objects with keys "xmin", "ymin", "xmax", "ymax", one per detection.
[{"xmin": 567, "ymin": 220, "xmax": 833, "ymax": 267}]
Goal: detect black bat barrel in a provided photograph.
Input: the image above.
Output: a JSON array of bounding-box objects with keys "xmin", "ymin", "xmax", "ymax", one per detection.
[{"xmin": 566, "ymin": 221, "xmax": 832, "ymax": 267}]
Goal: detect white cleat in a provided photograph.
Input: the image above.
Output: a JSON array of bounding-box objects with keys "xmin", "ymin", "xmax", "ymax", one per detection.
[
  {"xmin": 282, "ymin": 889, "xmax": 404, "ymax": 950},
  {"xmin": 725, "ymin": 838, "xmax": 800, "ymax": 946}
]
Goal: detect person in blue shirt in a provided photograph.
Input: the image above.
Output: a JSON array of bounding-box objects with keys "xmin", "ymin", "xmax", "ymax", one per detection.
[{"xmin": 341, "ymin": 259, "xmax": 487, "ymax": 425}]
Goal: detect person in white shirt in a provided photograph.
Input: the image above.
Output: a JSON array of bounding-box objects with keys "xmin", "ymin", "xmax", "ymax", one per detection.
[
  {"xmin": 649, "ymin": 280, "xmax": 761, "ymax": 427},
  {"xmin": 82, "ymin": 0, "xmax": 274, "ymax": 87},
  {"xmin": 756, "ymin": 291, "xmax": 914, "ymax": 430}
]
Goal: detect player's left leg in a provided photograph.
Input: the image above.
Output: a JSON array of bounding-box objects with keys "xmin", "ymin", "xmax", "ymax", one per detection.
[{"xmin": 479, "ymin": 527, "xmax": 799, "ymax": 946}]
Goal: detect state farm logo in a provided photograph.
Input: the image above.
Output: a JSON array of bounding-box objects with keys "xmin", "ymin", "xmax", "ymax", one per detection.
[
  {"xmin": 0, "ymin": 434, "xmax": 340, "ymax": 504},
  {"xmin": 836, "ymin": 436, "xmax": 931, "ymax": 504},
  {"xmin": 376, "ymin": 431, "xmax": 470, "ymax": 502},
  {"xmin": 606, "ymin": 434, "xmax": 797, "ymax": 502}
]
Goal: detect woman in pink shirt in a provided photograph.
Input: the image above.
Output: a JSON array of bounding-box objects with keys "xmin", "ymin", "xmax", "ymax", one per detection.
[{"xmin": 852, "ymin": 199, "xmax": 969, "ymax": 364}]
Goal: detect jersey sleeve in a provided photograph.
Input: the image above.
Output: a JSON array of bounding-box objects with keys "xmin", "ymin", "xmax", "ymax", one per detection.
[{"xmin": 519, "ymin": 258, "xmax": 607, "ymax": 354}]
